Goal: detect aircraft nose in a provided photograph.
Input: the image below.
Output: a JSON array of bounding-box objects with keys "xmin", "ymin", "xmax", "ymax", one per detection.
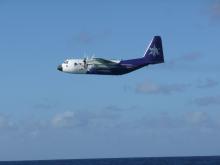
[{"xmin": 57, "ymin": 65, "xmax": 63, "ymax": 71}]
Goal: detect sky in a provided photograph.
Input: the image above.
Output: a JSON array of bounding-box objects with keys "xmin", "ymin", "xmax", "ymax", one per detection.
[{"xmin": 0, "ymin": 0, "xmax": 220, "ymax": 161}]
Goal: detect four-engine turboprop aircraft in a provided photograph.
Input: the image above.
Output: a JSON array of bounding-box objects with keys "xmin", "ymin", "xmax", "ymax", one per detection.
[{"xmin": 57, "ymin": 36, "xmax": 164, "ymax": 75}]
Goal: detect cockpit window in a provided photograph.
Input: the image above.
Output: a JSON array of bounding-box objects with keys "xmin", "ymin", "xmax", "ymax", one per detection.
[
  {"xmin": 64, "ymin": 60, "xmax": 69, "ymax": 64},
  {"xmin": 74, "ymin": 63, "xmax": 77, "ymax": 66}
]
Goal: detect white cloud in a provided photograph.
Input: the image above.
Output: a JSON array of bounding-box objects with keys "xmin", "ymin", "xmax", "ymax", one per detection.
[
  {"xmin": 50, "ymin": 108, "xmax": 121, "ymax": 129},
  {"xmin": 51, "ymin": 111, "xmax": 75, "ymax": 128},
  {"xmin": 0, "ymin": 115, "xmax": 15, "ymax": 130}
]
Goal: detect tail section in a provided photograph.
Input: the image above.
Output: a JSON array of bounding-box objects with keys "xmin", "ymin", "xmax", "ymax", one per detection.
[
  {"xmin": 119, "ymin": 36, "xmax": 164, "ymax": 70},
  {"xmin": 143, "ymin": 36, "xmax": 164, "ymax": 64}
]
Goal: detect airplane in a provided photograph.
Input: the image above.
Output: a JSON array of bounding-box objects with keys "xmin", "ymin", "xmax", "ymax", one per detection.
[{"xmin": 57, "ymin": 36, "xmax": 164, "ymax": 75}]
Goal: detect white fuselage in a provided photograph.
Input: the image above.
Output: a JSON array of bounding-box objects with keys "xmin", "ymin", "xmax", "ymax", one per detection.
[
  {"xmin": 58, "ymin": 58, "xmax": 121, "ymax": 74},
  {"xmin": 61, "ymin": 59, "xmax": 87, "ymax": 74}
]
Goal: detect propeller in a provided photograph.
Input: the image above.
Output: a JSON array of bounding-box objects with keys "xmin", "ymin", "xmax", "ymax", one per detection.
[
  {"xmin": 83, "ymin": 52, "xmax": 89, "ymax": 63},
  {"xmin": 91, "ymin": 54, "xmax": 95, "ymax": 59}
]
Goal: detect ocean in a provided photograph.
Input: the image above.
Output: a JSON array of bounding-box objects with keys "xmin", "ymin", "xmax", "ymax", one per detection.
[{"xmin": 1, "ymin": 156, "xmax": 220, "ymax": 165}]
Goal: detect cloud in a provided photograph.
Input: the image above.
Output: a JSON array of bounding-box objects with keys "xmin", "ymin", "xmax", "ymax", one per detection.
[
  {"xmin": 192, "ymin": 95, "xmax": 220, "ymax": 107},
  {"xmin": 136, "ymin": 80, "xmax": 190, "ymax": 95},
  {"xmin": 135, "ymin": 78, "xmax": 218, "ymax": 95},
  {"xmin": 135, "ymin": 113, "xmax": 184, "ymax": 130},
  {"xmin": 131, "ymin": 111, "xmax": 219, "ymax": 133},
  {"xmin": 0, "ymin": 105, "xmax": 125, "ymax": 134},
  {"xmin": 183, "ymin": 111, "xmax": 217, "ymax": 132},
  {"xmin": 50, "ymin": 107, "xmax": 122, "ymax": 129},
  {"xmin": 185, "ymin": 111, "xmax": 210, "ymax": 126},
  {"xmin": 51, "ymin": 111, "xmax": 75, "ymax": 128},
  {"xmin": 196, "ymin": 78, "xmax": 219, "ymax": 89},
  {"xmin": 0, "ymin": 115, "xmax": 15, "ymax": 130},
  {"xmin": 1, "ymin": 106, "xmax": 219, "ymax": 139}
]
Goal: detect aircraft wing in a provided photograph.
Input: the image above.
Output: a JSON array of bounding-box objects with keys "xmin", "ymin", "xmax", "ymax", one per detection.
[
  {"xmin": 91, "ymin": 58, "xmax": 119, "ymax": 64},
  {"xmin": 87, "ymin": 58, "xmax": 119, "ymax": 65}
]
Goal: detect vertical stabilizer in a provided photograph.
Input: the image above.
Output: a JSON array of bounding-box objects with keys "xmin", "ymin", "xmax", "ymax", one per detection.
[{"xmin": 143, "ymin": 36, "xmax": 164, "ymax": 64}]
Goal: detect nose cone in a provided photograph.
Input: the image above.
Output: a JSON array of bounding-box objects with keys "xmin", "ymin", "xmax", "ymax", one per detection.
[{"xmin": 57, "ymin": 65, "xmax": 63, "ymax": 71}]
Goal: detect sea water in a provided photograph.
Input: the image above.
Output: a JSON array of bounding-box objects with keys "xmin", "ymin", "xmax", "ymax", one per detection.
[{"xmin": 1, "ymin": 156, "xmax": 220, "ymax": 165}]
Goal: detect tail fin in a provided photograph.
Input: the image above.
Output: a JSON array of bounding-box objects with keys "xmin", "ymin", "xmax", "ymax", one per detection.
[{"xmin": 143, "ymin": 36, "xmax": 164, "ymax": 64}]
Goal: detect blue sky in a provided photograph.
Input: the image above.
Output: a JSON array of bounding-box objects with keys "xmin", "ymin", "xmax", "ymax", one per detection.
[{"xmin": 0, "ymin": 0, "xmax": 220, "ymax": 161}]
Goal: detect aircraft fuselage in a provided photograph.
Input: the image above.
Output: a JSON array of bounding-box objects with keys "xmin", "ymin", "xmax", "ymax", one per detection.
[{"xmin": 57, "ymin": 36, "xmax": 164, "ymax": 75}]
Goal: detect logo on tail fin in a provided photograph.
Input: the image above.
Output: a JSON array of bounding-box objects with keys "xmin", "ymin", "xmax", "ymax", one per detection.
[{"xmin": 149, "ymin": 44, "xmax": 159, "ymax": 56}]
